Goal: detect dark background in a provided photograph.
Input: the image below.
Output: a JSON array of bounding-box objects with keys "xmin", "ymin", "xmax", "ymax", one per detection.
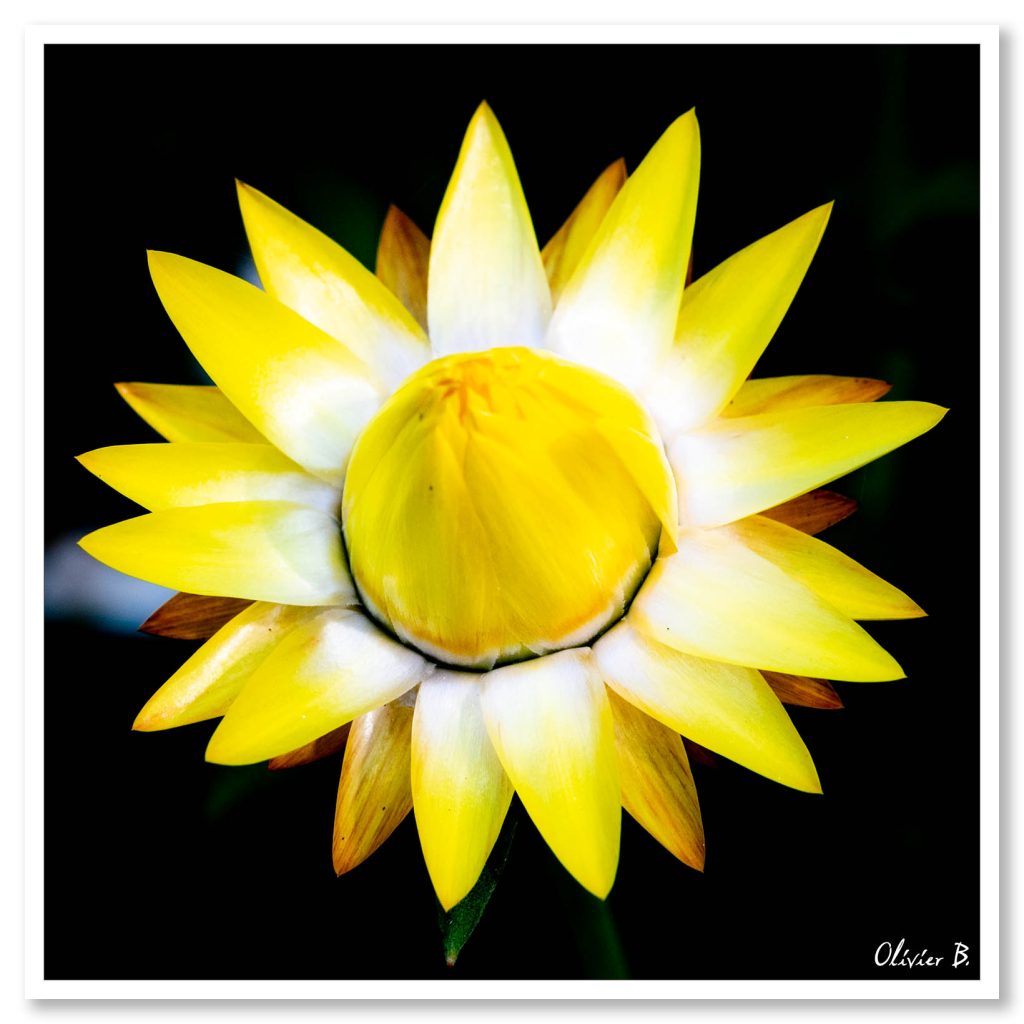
[{"xmin": 43, "ymin": 44, "xmax": 980, "ymax": 980}]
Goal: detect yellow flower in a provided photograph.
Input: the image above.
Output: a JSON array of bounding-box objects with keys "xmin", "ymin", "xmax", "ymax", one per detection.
[{"xmin": 78, "ymin": 104, "xmax": 945, "ymax": 911}]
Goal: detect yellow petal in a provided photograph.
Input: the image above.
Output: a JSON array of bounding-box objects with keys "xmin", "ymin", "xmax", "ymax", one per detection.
[
  {"xmin": 428, "ymin": 102, "xmax": 551, "ymax": 355},
  {"xmin": 375, "ymin": 205, "xmax": 430, "ymax": 331},
  {"xmin": 671, "ymin": 401, "xmax": 947, "ymax": 528},
  {"xmin": 206, "ymin": 609, "xmax": 428, "ymax": 765},
  {"xmin": 77, "ymin": 443, "xmax": 339, "ymax": 514},
  {"xmin": 148, "ymin": 250, "xmax": 380, "ymax": 486},
  {"xmin": 760, "ymin": 489, "xmax": 857, "ymax": 536},
  {"xmin": 541, "ymin": 158, "xmax": 626, "ymax": 306},
  {"xmin": 644, "ymin": 204, "xmax": 832, "ymax": 433},
  {"xmin": 722, "ymin": 374, "xmax": 891, "ymax": 418},
  {"xmin": 333, "ymin": 703, "xmax": 414, "ymax": 874},
  {"xmin": 411, "ymin": 671, "xmax": 514, "ymax": 910},
  {"xmin": 479, "ymin": 649, "xmax": 620, "ymax": 899},
  {"xmin": 727, "ymin": 516, "xmax": 925, "ymax": 620},
  {"xmin": 631, "ymin": 528, "xmax": 904, "ymax": 681},
  {"xmin": 545, "ymin": 111, "xmax": 700, "ymax": 391},
  {"xmin": 134, "ymin": 602, "xmax": 319, "ymax": 730},
  {"xmin": 237, "ymin": 182, "xmax": 429, "ymax": 391},
  {"xmin": 139, "ymin": 593, "xmax": 254, "ymax": 640},
  {"xmin": 115, "ymin": 383, "xmax": 264, "ymax": 443},
  {"xmin": 762, "ymin": 673, "xmax": 843, "ymax": 710},
  {"xmin": 268, "ymin": 724, "xmax": 351, "ymax": 771},
  {"xmin": 607, "ymin": 689, "xmax": 704, "ymax": 869},
  {"xmin": 79, "ymin": 501, "xmax": 353, "ymax": 606},
  {"xmin": 595, "ymin": 621, "xmax": 820, "ymax": 793}
]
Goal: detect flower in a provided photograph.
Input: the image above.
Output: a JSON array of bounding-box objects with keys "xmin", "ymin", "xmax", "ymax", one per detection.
[{"xmin": 77, "ymin": 104, "xmax": 945, "ymax": 911}]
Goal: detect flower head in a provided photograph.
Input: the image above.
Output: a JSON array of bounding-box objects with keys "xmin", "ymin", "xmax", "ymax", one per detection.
[{"xmin": 78, "ymin": 103, "xmax": 945, "ymax": 911}]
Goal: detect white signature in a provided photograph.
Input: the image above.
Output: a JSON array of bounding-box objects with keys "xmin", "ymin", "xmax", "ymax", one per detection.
[{"xmin": 874, "ymin": 939, "xmax": 970, "ymax": 969}]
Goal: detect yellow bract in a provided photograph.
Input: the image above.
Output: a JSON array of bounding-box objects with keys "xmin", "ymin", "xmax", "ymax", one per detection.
[{"xmin": 343, "ymin": 346, "xmax": 676, "ymax": 669}]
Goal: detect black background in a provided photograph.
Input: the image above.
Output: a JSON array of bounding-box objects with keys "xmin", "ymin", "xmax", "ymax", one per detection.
[{"xmin": 44, "ymin": 43, "xmax": 980, "ymax": 981}]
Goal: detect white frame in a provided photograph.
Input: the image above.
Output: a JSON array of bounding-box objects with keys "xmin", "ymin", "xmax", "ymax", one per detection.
[{"xmin": 21, "ymin": 22, "xmax": 1000, "ymax": 1002}]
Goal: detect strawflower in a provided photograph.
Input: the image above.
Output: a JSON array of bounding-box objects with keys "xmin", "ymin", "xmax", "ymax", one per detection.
[{"xmin": 78, "ymin": 104, "xmax": 945, "ymax": 912}]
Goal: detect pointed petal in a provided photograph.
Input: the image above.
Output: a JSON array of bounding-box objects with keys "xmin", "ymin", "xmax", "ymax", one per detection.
[
  {"xmin": 134, "ymin": 602, "xmax": 319, "ymax": 730},
  {"xmin": 761, "ymin": 489, "xmax": 857, "ymax": 536},
  {"xmin": 630, "ymin": 528, "xmax": 905, "ymax": 681},
  {"xmin": 545, "ymin": 111, "xmax": 700, "ymax": 390},
  {"xmin": 670, "ymin": 402, "xmax": 947, "ymax": 528},
  {"xmin": 727, "ymin": 516, "xmax": 925, "ymax": 620},
  {"xmin": 595, "ymin": 621, "xmax": 820, "ymax": 793},
  {"xmin": 375, "ymin": 205, "xmax": 430, "ymax": 331},
  {"xmin": 268, "ymin": 724, "xmax": 351, "ymax": 770},
  {"xmin": 237, "ymin": 182, "xmax": 429, "ymax": 390},
  {"xmin": 115, "ymin": 383, "xmax": 264, "ymax": 443},
  {"xmin": 428, "ymin": 103, "xmax": 551, "ymax": 355},
  {"xmin": 77, "ymin": 443, "xmax": 340, "ymax": 514},
  {"xmin": 541, "ymin": 159, "xmax": 626, "ymax": 306},
  {"xmin": 412, "ymin": 672, "xmax": 514, "ymax": 910},
  {"xmin": 722, "ymin": 374, "xmax": 891, "ymax": 418},
  {"xmin": 332, "ymin": 703, "xmax": 414, "ymax": 873},
  {"xmin": 206, "ymin": 609, "xmax": 428, "ymax": 765},
  {"xmin": 607, "ymin": 689, "xmax": 704, "ymax": 869},
  {"xmin": 762, "ymin": 673, "xmax": 844, "ymax": 710},
  {"xmin": 643, "ymin": 204, "xmax": 832, "ymax": 433},
  {"xmin": 148, "ymin": 250, "xmax": 380, "ymax": 485},
  {"xmin": 139, "ymin": 593, "xmax": 254, "ymax": 640},
  {"xmin": 79, "ymin": 501, "xmax": 353, "ymax": 606},
  {"xmin": 479, "ymin": 650, "xmax": 620, "ymax": 898}
]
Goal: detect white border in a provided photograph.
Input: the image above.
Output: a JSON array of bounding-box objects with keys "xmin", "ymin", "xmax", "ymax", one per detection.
[{"xmin": 21, "ymin": 22, "xmax": 1000, "ymax": 1002}]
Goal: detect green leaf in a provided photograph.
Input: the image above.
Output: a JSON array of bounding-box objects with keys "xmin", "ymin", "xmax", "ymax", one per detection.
[{"xmin": 437, "ymin": 805, "xmax": 519, "ymax": 967}]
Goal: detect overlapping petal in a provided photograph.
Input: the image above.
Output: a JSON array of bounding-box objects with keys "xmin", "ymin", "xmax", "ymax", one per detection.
[
  {"xmin": 375, "ymin": 206, "xmax": 430, "ymax": 330},
  {"xmin": 237, "ymin": 182, "xmax": 430, "ymax": 390},
  {"xmin": 760, "ymin": 489, "xmax": 857, "ymax": 536},
  {"xmin": 545, "ymin": 111, "xmax": 699, "ymax": 390},
  {"xmin": 607, "ymin": 689, "xmax": 704, "ymax": 869},
  {"xmin": 479, "ymin": 649, "xmax": 620, "ymax": 899},
  {"xmin": 643, "ymin": 204, "xmax": 832, "ymax": 434},
  {"xmin": 77, "ymin": 443, "xmax": 339, "ymax": 514},
  {"xmin": 333, "ymin": 703, "xmax": 415, "ymax": 874},
  {"xmin": 428, "ymin": 103, "xmax": 551, "ymax": 355},
  {"xmin": 722, "ymin": 374, "xmax": 891, "ymax": 418},
  {"xmin": 115, "ymin": 382, "xmax": 264, "ymax": 443},
  {"xmin": 630, "ymin": 528, "xmax": 904, "ymax": 681},
  {"xmin": 134, "ymin": 602, "xmax": 319, "ymax": 730},
  {"xmin": 148, "ymin": 251, "xmax": 380, "ymax": 485},
  {"xmin": 595, "ymin": 621, "xmax": 820, "ymax": 792},
  {"xmin": 412, "ymin": 672, "xmax": 514, "ymax": 910},
  {"xmin": 670, "ymin": 401, "xmax": 947, "ymax": 528},
  {"xmin": 541, "ymin": 159, "xmax": 626, "ymax": 306},
  {"xmin": 79, "ymin": 501, "xmax": 353, "ymax": 606},
  {"xmin": 726, "ymin": 515, "xmax": 924, "ymax": 620},
  {"xmin": 206, "ymin": 609, "xmax": 429, "ymax": 765}
]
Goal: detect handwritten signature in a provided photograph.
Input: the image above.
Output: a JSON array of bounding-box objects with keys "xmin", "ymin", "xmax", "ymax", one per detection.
[{"xmin": 874, "ymin": 939, "xmax": 970, "ymax": 969}]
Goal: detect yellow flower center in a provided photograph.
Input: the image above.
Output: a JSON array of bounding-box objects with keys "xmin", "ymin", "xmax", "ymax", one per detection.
[{"xmin": 342, "ymin": 347, "xmax": 677, "ymax": 669}]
